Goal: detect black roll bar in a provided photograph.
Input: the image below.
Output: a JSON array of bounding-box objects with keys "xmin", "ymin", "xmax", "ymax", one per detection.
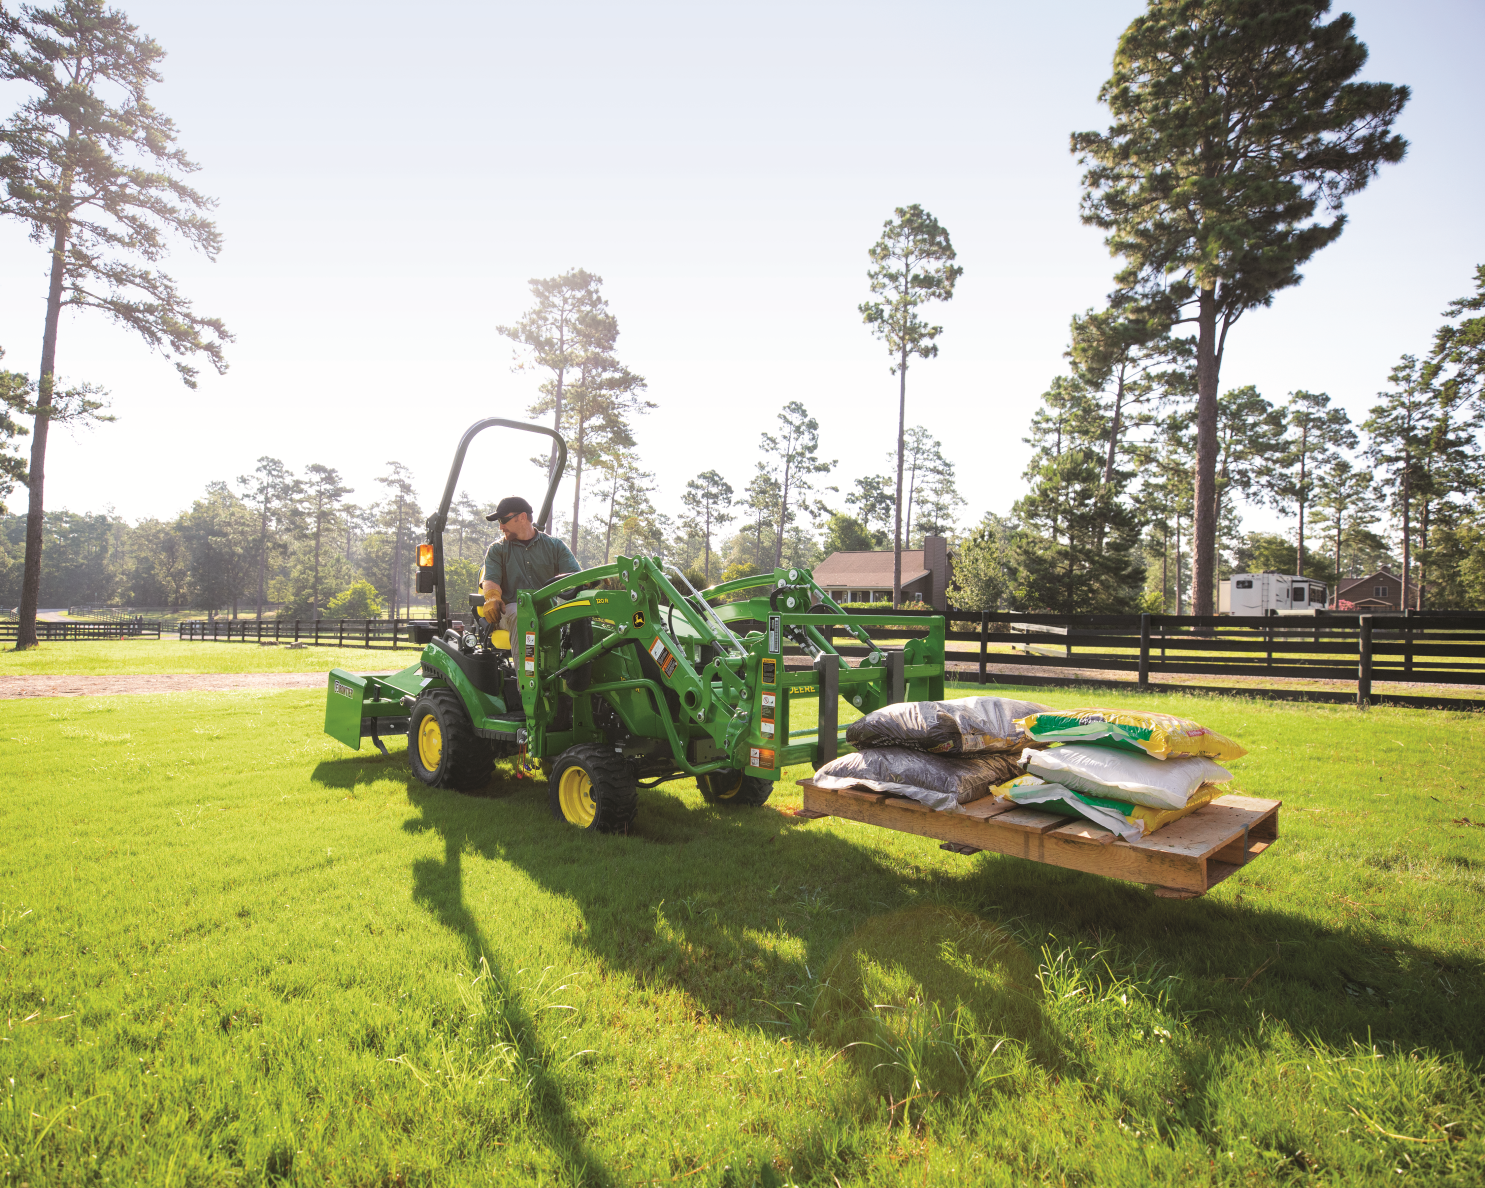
[{"xmin": 423, "ymin": 418, "xmax": 568, "ymax": 633}]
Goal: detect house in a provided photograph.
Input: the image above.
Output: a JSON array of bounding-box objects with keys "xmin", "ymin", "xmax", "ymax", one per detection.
[
  {"xmin": 1334, "ymin": 569, "xmax": 1415, "ymax": 611},
  {"xmin": 813, "ymin": 535, "xmax": 952, "ymax": 610}
]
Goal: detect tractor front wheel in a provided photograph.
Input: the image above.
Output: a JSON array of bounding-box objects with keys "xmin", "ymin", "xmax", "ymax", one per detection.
[
  {"xmin": 408, "ymin": 691, "xmax": 494, "ymax": 791},
  {"xmin": 697, "ymin": 769, "xmax": 772, "ymax": 807},
  {"xmin": 549, "ymin": 744, "xmax": 638, "ymax": 833}
]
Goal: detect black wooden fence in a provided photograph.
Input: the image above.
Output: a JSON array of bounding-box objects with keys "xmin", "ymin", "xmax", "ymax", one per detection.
[
  {"xmin": 175, "ymin": 605, "xmax": 1485, "ymax": 708},
  {"xmin": 0, "ymin": 620, "xmax": 162, "ymax": 641},
  {"xmin": 178, "ymin": 617, "xmax": 421, "ymax": 649},
  {"xmin": 816, "ymin": 608, "xmax": 1485, "ymax": 709}
]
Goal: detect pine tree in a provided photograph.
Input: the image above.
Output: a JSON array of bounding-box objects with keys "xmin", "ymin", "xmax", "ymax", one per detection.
[
  {"xmin": 303, "ymin": 464, "xmax": 352, "ymax": 619},
  {"xmin": 1427, "ymin": 264, "xmax": 1484, "ymax": 408},
  {"xmin": 758, "ymin": 402, "xmax": 834, "ymax": 569},
  {"xmin": 498, "ymin": 270, "xmax": 604, "ymax": 483},
  {"xmin": 1265, "ymin": 391, "xmax": 1356, "ymax": 578},
  {"xmin": 844, "ymin": 475, "xmax": 893, "ymax": 546},
  {"xmin": 1068, "ymin": 305, "xmax": 1193, "ymax": 487},
  {"xmin": 680, "ymin": 470, "xmax": 734, "ymax": 584},
  {"xmin": 375, "ymin": 463, "xmax": 419, "ymax": 620},
  {"xmin": 1, "ymin": 0, "xmax": 231, "ymax": 647},
  {"xmin": 1073, "ymin": 0, "xmax": 1409, "ymax": 613},
  {"xmin": 237, "ymin": 458, "xmax": 300, "ymax": 621},
  {"xmin": 1312, "ymin": 457, "xmax": 1380, "ymax": 586},
  {"xmin": 1364, "ymin": 357, "xmax": 1430, "ymax": 611},
  {"xmin": 860, "ymin": 205, "xmax": 962, "ymax": 607}
]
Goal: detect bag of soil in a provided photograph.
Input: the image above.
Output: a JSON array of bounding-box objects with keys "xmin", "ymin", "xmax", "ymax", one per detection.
[
  {"xmin": 1004, "ymin": 776, "xmax": 1222, "ymax": 841},
  {"xmin": 1021, "ymin": 744, "xmax": 1231, "ymax": 811},
  {"xmin": 845, "ymin": 695, "xmax": 1053, "ymax": 755},
  {"xmin": 1017, "ymin": 707, "xmax": 1246, "ymax": 762},
  {"xmin": 812, "ymin": 747, "xmax": 1024, "ymax": 812}
]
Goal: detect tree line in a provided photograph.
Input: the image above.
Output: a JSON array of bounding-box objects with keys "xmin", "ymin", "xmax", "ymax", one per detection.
[{"xmin": 948, "ymin": 264, "xmax": 1485, "ymax": 614}]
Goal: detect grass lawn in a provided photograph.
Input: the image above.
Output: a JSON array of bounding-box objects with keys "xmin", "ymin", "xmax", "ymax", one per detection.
[
  {"xmin": 2, "ymin": 681, "xmax": 1482, "ymax": 1185},
  {"xmin": 0, "ymin": 639, "xmax": 422, "ymax": 676}
]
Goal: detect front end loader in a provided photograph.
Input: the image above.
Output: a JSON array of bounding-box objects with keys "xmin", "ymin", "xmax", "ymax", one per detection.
[{"xmin": 323, "ymin": 417, "xmax": 946, "ymax": 831}]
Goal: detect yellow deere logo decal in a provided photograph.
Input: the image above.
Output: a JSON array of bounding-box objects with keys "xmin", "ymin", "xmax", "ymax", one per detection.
[{"xmin": 632, "ymin": 611, "xmax": 645, "ymax": 628}]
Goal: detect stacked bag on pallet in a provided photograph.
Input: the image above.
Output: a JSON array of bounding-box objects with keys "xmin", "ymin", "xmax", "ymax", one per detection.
[
  {"xmin": 1001, "ymin": 708, "xmax": 1246, "ymax": 840},
  {"xmin": 812, "ymin": 698, "xmax": 1246, "ymax": 838},
  {"xmin": 811, "ymin": 695, "xmax": 1051, "ymax": 811}
]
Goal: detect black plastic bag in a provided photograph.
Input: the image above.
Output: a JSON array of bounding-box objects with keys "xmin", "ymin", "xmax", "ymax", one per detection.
[
  {"xmin": 844, "ymin": 695, "xmax": 1051, "ymax": 755},
  {"xmin": 812, "ymin": 747, "xmax": 1024, "ymax": 810}
]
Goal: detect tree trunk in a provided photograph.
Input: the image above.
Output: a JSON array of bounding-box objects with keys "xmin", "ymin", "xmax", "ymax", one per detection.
[
  {"xmin": 703, "ymin": 505, "xmax": 712, "ymax": 584},
  {"xmin": 1295, "ymin": 431, "xmax": 1307, "ymax": 579},
  {"xmin": 892, "ymin": 347, "xmax": 907, "ymax": 609},
  {"xmin": 311, "ymin": 498, "xmax": 323, "ymax": 619},
  {"xmin": 774, "ymin": 432, "xmax": 794, "ymax": 570},
  {"xmin": 570, "ymin": 416, "xmax": 585, "ymax": 554},
  {"xmin": 1102, "ymin": 366, "xmax": 1125, "ymax": 488},
  {"xmin": 255, "ymin": 502, "xmax": 269, "ymax": 620},
  {"xmin": 603, "ymin": 464, "xmax": 618, "ymax": 564},
  {"xmin": 392, "ymin": 499, "xmax": 404, "ymax": 620},
  {"xmin": 1190, "ymin": 289, "xmax": 1220, "ymax": 615},
  {"xmin": 1175, "ymin": 514, "xmax": 1183, "ymax": 616},
  {"xmin": 547, "ymin": 320, "xmax": 566, "ymax": 483},
  {"xmin": 16, "ymin": 217, "xmax": 70, "ymax": 651},
  {"xmin": 1401, "ymin": 453, "xmax": 1411, "ymax": 615}
]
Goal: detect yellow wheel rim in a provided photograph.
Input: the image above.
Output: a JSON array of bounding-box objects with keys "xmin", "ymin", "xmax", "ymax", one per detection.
[
  {"xmin": 710, "ymin": 771, "xmax": 743, "ymax": 800},
  {"xmin": 558, "ymin": 766, "xmax": 597, "ymax": 827},
  {"xmin": 417, "ymin": 714, "xmax": 443, "ymax": 771}
]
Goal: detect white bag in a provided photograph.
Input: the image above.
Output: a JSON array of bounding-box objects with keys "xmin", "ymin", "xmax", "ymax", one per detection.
[{"xmin": 1022, "ymin": 744, "xmax": 1231, "ymax": 811}]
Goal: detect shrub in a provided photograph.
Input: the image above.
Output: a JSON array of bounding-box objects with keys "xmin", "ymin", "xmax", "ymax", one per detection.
[{"xmin": 324, "ymin": 579, "xmax": 383, "ymax": 619}]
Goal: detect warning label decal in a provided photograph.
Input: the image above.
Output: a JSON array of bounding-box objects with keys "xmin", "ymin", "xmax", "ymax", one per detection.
[{"xmin": 648, "ymin": 636, "xmax": 679, "ymax": 678}]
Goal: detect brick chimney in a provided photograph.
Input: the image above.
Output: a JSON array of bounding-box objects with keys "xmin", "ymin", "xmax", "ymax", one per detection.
[{"xmin": 924, "ymin": 535, "xmax": 949, "ymax": 611}]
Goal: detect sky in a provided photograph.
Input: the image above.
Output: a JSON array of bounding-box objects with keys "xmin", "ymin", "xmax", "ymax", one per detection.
[{"xmin": 0, "ymin": 0, "xmax": 1481, "ymax": 543}]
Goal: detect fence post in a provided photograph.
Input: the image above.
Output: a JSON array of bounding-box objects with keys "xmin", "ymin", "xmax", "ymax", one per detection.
[
  {"xmin": 1403, "ymin": 607, "xmax": 1413, "ymax": 675},
  {"xmin": 1358, "ymin": 614, "xmax": 1373, "ymax": 710},
  {"xmin": 294, "ymin": 619, "xmax": 301, "ymax": 642},
  {"xmin": 339, "ymin": 618, "xmax": 345, "ymax": 647},
  {"xmin": 314, "ymin": 618, "xmax": 321, "ymax": 647},
  {"xmin": 1265, "ymin": 619, "xmax": 1273, "ymax": 669},
  {"xmin": 392, "ymin": 619, "xmax": 399, "ymax": 649},
  {"xmin": 364, "ymin": 619, "xmax": 370, "ymax": 648},
  {"xmin": 1139, "ymin": 613, "xmax": 1150, "ymax": 687},
  {"xmin": 978, "ymin": 611, "xmax": 988, "ymax": 685}
]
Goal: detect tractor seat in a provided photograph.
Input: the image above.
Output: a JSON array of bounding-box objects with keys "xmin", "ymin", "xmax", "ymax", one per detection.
[
  {"xmin": 492, "ymin": 628, "xmax": 511, "ymax": 650},
  {"xmin": 426, "ymin": 637, "xmax": 504, "ymax": 696}
]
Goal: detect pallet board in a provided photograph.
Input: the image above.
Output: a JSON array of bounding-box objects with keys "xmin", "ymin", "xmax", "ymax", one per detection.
[{"xmin": 795, "ymin": 781, "xmax": 1280, "ymax": 897}]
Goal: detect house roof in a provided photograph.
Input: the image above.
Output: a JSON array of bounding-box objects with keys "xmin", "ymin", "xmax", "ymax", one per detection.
[
  {"xmin": 814, "ymin": 550, "xmax": 930, "ymax": 587},
  {"xmin": 1337, "ymin": 570, "xmax": 1411, "ymax": 596}
]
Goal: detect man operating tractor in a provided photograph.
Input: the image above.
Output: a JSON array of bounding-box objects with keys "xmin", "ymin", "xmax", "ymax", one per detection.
[{"xmin": 478, "ymin": 496, "xmax": 580, "ymax": 641}]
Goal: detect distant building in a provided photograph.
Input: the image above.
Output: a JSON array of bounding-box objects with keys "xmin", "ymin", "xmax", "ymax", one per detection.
[
  {"xmin": 813, "ymin": 535, "xmax": 952, "ymax": 610},
  {"xmin": 1334, "ymin": 569, "xmax": 1416, "ymax": 611}
]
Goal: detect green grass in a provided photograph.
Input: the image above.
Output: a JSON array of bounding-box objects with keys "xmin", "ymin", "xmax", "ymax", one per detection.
[
  {"xmin": 2, "ymin": 682, "xmax": 1483, "ymax": 1185},
  {"xmin": 0, "ymin": 639, "xmax": 422, "ymax": 676}
]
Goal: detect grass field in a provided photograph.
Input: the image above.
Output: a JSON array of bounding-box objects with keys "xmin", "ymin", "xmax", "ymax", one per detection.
[
  {"xmin": 0, "ymin": 639, "xmax": 422, "ymax": 676},
  {"xmin": 2, "ymin": 681, "xmax": 1483, "ymax": 1185}
]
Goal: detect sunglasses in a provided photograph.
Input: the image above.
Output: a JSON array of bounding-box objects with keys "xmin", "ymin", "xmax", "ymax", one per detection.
[{"xmin": 499, "ymin": 512, "xmax": 524, "ymax": 525}]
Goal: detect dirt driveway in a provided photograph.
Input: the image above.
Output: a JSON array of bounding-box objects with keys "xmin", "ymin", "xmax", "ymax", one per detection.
[{"xmin": 0, "ymin": 673, "xmax": 331, "ymax": 699}]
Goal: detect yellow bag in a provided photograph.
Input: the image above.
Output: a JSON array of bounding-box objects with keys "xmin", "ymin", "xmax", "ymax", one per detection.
[
  {"xmin": 999, "ymin": 778, "xmax": 1223, "ymax": 841},
  {"xmin": 1017, "ymin": 708, "xmax": 1246, "ymax": 762}
]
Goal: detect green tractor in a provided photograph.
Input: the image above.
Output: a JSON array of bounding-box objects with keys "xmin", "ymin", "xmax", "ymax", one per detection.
[{"xmin": 323, "ymin": 417, "xmax": 947, "ymax": 831}]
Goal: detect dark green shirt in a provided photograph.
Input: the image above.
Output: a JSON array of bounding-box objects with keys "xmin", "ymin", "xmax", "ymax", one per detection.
[{"xmin": 480, "ymin": 531, "xmax": 581, "ymax": 600}]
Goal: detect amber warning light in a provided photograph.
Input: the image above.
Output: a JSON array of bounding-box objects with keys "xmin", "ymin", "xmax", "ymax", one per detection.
[{"xmin": 417, "ymin": 544, "xmax": 434, "ymax": 567}]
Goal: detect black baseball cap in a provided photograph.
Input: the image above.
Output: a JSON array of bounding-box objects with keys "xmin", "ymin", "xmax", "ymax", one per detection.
[{"xmin": 485, "ymin": 496, "xmax": 534, "ymax": 523}]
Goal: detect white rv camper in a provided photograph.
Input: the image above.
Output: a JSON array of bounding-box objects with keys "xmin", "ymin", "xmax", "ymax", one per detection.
[{"xmin": 1219, "ymin": 573, "xmax": 1329, "ymax": 616}]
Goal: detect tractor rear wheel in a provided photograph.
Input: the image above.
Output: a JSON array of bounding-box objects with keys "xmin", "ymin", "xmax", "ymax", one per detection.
[
  {"xmin": 408, "ymin": 690, "xmax": 494, "ymax": 791},
  {"xmin": 549, "ymin": 744, "xmax": 638, "ymax": 833},
  {"xmin": 697, "ymin": 769, "xmax": 772, "ymax": 807}
]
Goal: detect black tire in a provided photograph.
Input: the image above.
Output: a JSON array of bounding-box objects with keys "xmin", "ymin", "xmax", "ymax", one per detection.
[
  {"xmin": 407, "ymin": 690, "xmax": 494, "ymax": 791},
  {"xmin": 549, "ymin": 743, "xmax": 638, "ymax": 833},
  {"xmin": 697, "ymin": 769, "xmax": 773, "ymax": 807}
]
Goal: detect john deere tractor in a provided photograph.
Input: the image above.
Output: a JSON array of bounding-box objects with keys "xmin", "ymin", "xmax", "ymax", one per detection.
[{"xmin": 323, "ymin": 417, "xmax": 946, "ymax": 831}]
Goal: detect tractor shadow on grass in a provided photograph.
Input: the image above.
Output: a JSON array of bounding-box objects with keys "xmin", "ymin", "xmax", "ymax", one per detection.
[
  {"xmin": 313, "ymin": 754, "xmax": 616, "ymax": 1187},
  {"xmin": 366, "ymin": 757, "xmax": 1485, "ymax": 1072}
]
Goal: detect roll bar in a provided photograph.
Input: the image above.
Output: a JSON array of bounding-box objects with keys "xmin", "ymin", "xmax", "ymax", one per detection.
[{"xmin": 423, "ymin": 418, "xmax": 568, "ymax": 633}]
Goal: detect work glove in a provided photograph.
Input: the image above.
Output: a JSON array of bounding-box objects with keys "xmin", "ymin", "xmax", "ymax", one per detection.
[{"xmin": 480, "ymin": 598, "xmax": 504, "ymax": 623}]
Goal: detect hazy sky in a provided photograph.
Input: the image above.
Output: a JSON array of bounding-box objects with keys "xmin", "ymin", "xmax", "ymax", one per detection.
[{"xmin": 0, "ymin": 0, "xmax": 1481, "ymax": 542}]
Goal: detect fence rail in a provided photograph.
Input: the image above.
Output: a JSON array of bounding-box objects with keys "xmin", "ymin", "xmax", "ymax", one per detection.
[
  {"xmin": 821, "ymin": 608, "xmax": 1485, "ymax": 708},
  {"xmin": 0, "ymin": 620, "xmax": 162, "ymax": 641},
  {"xmin": 178, "ymin": 617, "xmax": 423, "ymax": 649},
  {"xmin": 172, "ymin": 603, "xmax": 1485, "ymax": 707}
]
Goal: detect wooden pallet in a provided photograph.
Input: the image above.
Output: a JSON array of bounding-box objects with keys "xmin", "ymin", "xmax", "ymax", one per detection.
[{"xmin": 794, "ymin": 780, "xmax": 1280, "ymax": 898}]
